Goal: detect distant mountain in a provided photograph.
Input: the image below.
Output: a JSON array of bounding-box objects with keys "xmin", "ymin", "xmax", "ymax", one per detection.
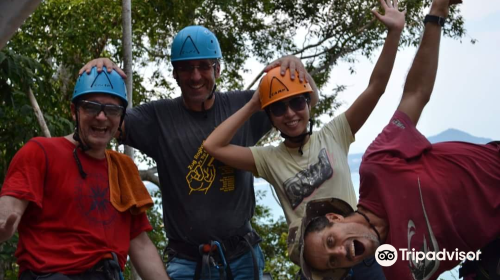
[
  {"xmin": 427, "ymin": 128, "xmax": 492, "ymax": 144},
  {"xmin": 348, "ymin": 129, "xmax": 493, "ymax": 172}
]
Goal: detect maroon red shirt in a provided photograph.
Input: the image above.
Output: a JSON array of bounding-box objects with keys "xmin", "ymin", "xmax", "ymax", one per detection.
[{"xmin": 359, "ymin": 111, "xmax": 500, "ymax": 280}]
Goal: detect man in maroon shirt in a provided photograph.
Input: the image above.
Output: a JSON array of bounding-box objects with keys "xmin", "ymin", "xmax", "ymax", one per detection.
[{"xmin": 295, "ymin": 0, "xmax": 500, "ymax": 279}]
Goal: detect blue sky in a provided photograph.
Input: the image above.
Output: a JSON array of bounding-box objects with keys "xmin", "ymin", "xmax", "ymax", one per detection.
[
  {"xmin": 242, "ymin": 1, "xmax": 500, "ymax": 154},
  {"xmin": 324, "ymin": 1, "xmax": 500, "ymax": 153}
]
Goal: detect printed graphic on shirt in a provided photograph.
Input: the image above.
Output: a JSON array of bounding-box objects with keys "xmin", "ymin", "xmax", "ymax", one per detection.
[
  {"xmin": 75, "ymin": 173, "xmax": 117, "ymax": 226},
  {"xmin": 219, "ymin": 165, "xmax": 235, "ymax": 192},
  {"xmin": 187, "ymin": 144, "xmax": 216, "ymax": 194},
  {"xmin": 407, "ymin": 177, "xmax": 440, "ymax": 280},
  {"xmin": 283, "ymin": 148, "xmax": 334, "ymax": 209},
  {"xmin": 186, "ymin": 143, "xmax": 236, "ymax": 195}
]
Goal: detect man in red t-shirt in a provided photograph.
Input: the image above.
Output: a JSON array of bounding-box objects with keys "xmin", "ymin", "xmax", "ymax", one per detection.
[
  {"xmin": 0, "ymin": 67, "xmax": 170, "ymax": 280},
  {"xmin": 293, "ymin": 0, "xmax": 500, "ymax": 280}
]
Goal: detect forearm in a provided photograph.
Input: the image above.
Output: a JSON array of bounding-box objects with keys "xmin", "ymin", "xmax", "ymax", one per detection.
[
  {"xmin": 204, "ymin": 101, "xmax": 259, "ymax": 155},
  {"xmin": 367, "ymin": 28, "xmax": 402, "ymax": 93},
  {"xmin": 344, "ymin": 28, "xmax": 403, "ymax": 134},
  {"xmin": 402, "ymin": 23, "xmax": 442, "ymax": 101},
  {"xmin": 129, "ymin": 232, "xmax": 170, "ymax": 280}
]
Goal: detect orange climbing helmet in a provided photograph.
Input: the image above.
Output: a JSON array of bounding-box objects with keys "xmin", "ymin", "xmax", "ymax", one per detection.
[{"xmin": 259, "ymin": 67, "xmax": 313, "ymax": 109}]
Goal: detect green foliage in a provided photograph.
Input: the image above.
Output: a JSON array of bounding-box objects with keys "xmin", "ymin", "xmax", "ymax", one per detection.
[
  {"xmin": 0, "ymin": 234, "xmax": 19, "ymax": 280},
  {"xmin": 252, "ymin": 190, "xmax": 298, "ymax": 279}
]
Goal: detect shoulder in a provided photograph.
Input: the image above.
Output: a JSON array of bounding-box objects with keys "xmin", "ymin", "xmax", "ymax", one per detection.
[
  {"xmin": 106, "ymin": 150, "xmax": 134, "ymax": 163},
  {"xmin": 218, "ymin": 90, "xmax": 253, "ymax": 101},
  {"xmin": 250, "ymin": 144, "xmax": 283, "ymax": 159},
  {"xmin": 25, "ymin": 137, "xmax": 66, "ymax": 152},
  {"xmin": 130, "ymin": 98, "xmax": 178, "ymax": 112}
]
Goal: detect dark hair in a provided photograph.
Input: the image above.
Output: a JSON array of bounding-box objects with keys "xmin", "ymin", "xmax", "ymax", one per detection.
[{"xmin": 304, "ymin": 215, "xmax": 333, "ymax": 238}]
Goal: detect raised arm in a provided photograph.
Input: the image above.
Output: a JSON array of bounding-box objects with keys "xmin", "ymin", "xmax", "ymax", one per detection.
[
  {"xmin": 129, "ymin": 231, "xmax": 171, "ymax": 280},
  {"xmin": 0, "ymin": 196, "xmax": 28, "ymax": 243},
  {"xmin": 344, "ymin": 0, "xmax": 405, "ymax": 135},
  {"xmin": 397, "ymin": 0, "xmax": 460, "ymax": 124},
  {"xmin": 203, "ymin": 90, "xmax": 260, "ymax": 174}
]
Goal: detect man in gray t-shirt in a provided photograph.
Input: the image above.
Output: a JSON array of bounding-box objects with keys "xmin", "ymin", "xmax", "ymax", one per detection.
[{"xmin": 81, "ymin": 25, "xmax": 312, "ymax": 279}]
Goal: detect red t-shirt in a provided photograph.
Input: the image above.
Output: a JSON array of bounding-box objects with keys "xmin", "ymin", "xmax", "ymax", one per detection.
[
  {"xmin": 359, "ymin": 111, "xmax": 500, "ymax": 280},
  {"xmin": 1, "ymin": 137, "xmax": 152, "ymax": 275}
]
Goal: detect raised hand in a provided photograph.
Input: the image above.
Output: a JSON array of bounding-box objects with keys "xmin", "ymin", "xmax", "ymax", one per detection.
[
  {"xmin": 78, "ymin": 58, "xmax": 127, "ymax": 78},
  {"xmin": 263, "ymin": 55, "xmax": 308, "ymax": 83},
  {"xmin": 372, "ymin": 0, "xmax": 406, "ymax": 32},
  {"xmin": 249, "ymin": 89, "xmax": 262, "ymax": 111}
]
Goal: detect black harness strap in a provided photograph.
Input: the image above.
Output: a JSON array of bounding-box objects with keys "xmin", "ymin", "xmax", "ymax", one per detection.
[
  {"xmin": 167, "ymin": 230, "xmax": 261, "ymax": 280},
  {"xmin": 242, "ymin": 234, "xmax": 259, "ymax": 280}
]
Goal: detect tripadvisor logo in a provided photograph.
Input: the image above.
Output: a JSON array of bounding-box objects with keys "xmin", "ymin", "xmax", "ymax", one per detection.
[
  {"xmin": 374, "ymin": 244, "xmax": 482, "ymax": 267},
  {"xmin": 375, "ymin": 244, "xmax": 398, "ymax": 267}
]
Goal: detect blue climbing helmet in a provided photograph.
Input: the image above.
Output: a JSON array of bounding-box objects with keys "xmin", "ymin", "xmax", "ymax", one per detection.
[
  {"xmin": 72, "ymin": 66, "xmax": 128, "ymax": 107},
  {"xmin": 171, "ymin": 25, "xmax": 222, "ymax": 62}
]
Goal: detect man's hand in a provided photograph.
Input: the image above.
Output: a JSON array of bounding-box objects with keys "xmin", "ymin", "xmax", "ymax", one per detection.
[
  {"xmin": 263, "ymin": 55, "xmax": 308, "ymax": 83},
  {"xmin": 78, "ymin": 58, "xmax": 127, "ymax": 78},
  {"xmin": 372, "ymin": 0, "xmax": 406, "ymax": 32},
  {"xmin": 0, "ymin": 213, "xmax": 19, "ymax": 243}
]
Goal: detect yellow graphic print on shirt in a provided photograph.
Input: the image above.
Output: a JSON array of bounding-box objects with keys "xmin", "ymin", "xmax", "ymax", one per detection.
[
  {"xmin": 186, "ymin": 143, "xmax": 236, "ymax": 194},
  {"xmin": 187, "ymin": 144, "xmax": 216, "ymax": 194}
]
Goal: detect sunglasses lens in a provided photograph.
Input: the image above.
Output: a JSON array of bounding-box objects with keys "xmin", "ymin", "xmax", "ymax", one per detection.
[
  {"xmin": 79, "ymin": 100, "xmax": 123, "ymax": 117},
  {"xmin": 289, "ymin": 97, "xmax": 307, "ymax": 111},
  {"xmin": 104, "ymin": 105, "xmax": 124, "ymax": 117},
  {"xmin": 80, "ymin": 101, "xmax": 102, "ymax": 115},
  {"xmin": 269, "ymin": 102, "xmax": 287, "ymax": 117}
]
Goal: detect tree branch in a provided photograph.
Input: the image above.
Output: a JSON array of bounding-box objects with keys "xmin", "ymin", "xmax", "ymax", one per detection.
[
  {"xmin": 139, "ymin": 167, "xmax": 160, "ymax": 186},
  {"xmin": 26, "ymin": 88, "xmax": 51, "ymax": 138}
]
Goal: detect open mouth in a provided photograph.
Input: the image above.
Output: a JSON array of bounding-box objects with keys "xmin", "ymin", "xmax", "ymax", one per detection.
[
  {"xmin": 91, "ymin": 127, "xmax": 108, "ymax": 134},
  {"xmin": 353, "ymin": 240, "xmax": 365, "ymax": 256}
]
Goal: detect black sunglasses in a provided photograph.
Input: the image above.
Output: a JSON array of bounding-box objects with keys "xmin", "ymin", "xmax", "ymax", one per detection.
[
  {"xmin": 269, "ymin": 95, "xmax": 309, "ymax": 117},
  {"xmin": 176, "ymin": 63, "xmax": 216, "ymax": 74},
  {"xmin": 77, "ymin": 100, "xmax": 124, "ymax": 117}
]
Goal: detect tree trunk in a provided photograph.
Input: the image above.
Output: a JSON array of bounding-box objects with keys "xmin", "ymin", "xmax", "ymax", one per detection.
[
  {"xmin": 27, "ymin": 88, "xmax": 51, "ymax": 138},
  {"xmin": 121, "ymin": 1, "xmax": 141, "ymax": 279},
  {"xmin": 122, "ymin": 0, "xmax": 134, "ymax": 159}
]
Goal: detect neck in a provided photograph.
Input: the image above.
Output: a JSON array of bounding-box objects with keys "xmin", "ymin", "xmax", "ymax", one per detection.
[
  {"xmin": 65, "ymin": 134, "xmax": 106, "ymax": 159},
  {"xmin": 182, "ymin": 93, "xmax": 216, "ymax": 112},
  {"xmin": 356, "ymin": 206, "xmax": 388, "ymax": 243}
]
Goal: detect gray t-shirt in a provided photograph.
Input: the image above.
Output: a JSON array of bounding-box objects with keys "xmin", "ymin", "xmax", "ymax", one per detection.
[{"xmin": 125, "ymin": 91, "xmax": 271, "ymax": 245}]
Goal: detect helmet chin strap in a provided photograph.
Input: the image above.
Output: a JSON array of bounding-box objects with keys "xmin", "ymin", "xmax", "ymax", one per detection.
[
  {"xmin": 201, "ymin": 84, "xmax": 217, "ymax": 118},
  {"xmin": 280, "ymin": 119, "xmax": 313, "ymax": 155},
  {"xmin": 73, "ymin": 111, "xmax": 91, "ymax": 152},
  {"xmin": 72, "ymin": 110, "xmax": 90, "ymax": 179}
]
